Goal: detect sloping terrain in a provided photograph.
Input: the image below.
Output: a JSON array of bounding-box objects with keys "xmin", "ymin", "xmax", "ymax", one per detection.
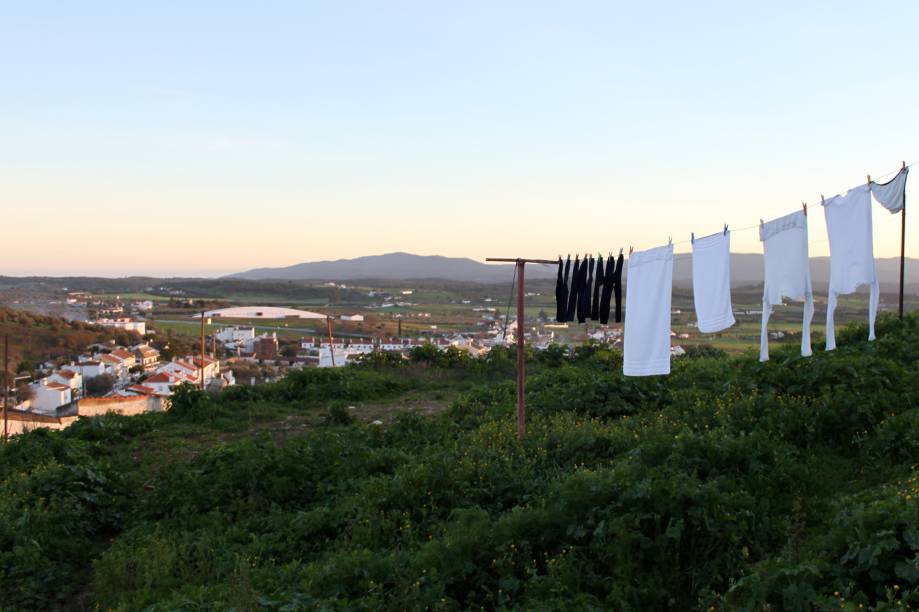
[{"xmin": 2, "ymin": 319, "xmax": 919, "ymax": 610}]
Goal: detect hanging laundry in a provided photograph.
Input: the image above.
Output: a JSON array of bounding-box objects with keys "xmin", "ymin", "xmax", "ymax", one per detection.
[
  {"xmin": 579, "ymin": 256, "xmax": 594, "ymax": 324},
  {"xmin": 590, "ymin": 254, "xmax": 604, "ymax": 320},
  {"xmin": 870, "ymin": 167, "xmax": 909, "ymax": 213},
  {"xmin": 691, "ymin": 231, "xmax": 736, "ymax": 333},
  {"xmin": 623, "ymin": 243, "xmax": 673, "ymax": 376},
  {"xmin": 758, "ymin": 210, "xmax": 814, "ymax": 361},
  {"xmin": 599, "ymin": 253, "xmax": 620, "ymax": 324},
  {"xmin": 565, "ymin": 256, "xmax": 580, "ymax": 322},
  {"xmin": 613, "ymin": 252, "xmax": 624, "ymax": 323},
  {"xmin": 555, "ymin": 257, "xmax": 566, "ymax": 323},
  {"xmin": 823, "ymin": 184, "xmax": 879, "ymax": 350},
  {"xmin": 598, "ymin": 255, "xmax": 615, "ymax": 324}
]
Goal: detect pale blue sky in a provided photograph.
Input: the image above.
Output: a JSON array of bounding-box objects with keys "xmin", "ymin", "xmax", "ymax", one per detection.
[{"xmin": 2, "ymin": 1, "xmax": 916, "ymax": 276}]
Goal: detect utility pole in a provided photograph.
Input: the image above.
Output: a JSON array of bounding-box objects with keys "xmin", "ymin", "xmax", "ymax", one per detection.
[
  {"xmin": 3, "ymin": 334, "xmax": 9, "ymax": 442},
  {"xmin": 326, "ymin": 316, "xmax": 336, "ymax": 367},
  {"xmin": 200, "ymin": 310, "xmax": 205, "ymax": 390}
]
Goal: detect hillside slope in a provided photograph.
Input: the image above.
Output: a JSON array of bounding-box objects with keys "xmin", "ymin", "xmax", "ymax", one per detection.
[
  {"xmin": 2, "ymin": 316, "xmax": 919, "ymax": 610},
  {"xmin": 227, "ymin": 252, "xmax": 556, "ymax": 283}
]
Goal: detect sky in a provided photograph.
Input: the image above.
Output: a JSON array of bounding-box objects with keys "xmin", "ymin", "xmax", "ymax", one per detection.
[{"xmin": 2, "ymin": 1, "xmax": 917, "ymax": 277}]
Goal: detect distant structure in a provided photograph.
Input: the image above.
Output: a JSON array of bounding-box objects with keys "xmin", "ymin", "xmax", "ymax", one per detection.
[{"xmin": 197, "ymin": 306, "xmax": 326, "ymax": 319}]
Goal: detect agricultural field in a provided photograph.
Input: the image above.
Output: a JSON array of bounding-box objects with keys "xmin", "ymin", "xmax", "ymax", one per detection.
[{"xmin": 2, "ymin": 314, "xmax": 919, "ymax": 610}]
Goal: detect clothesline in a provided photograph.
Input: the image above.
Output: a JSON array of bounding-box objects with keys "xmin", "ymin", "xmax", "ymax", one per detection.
[{"xmin": 540, "ymin": 161, "xmax": 914, "ymax": 259}]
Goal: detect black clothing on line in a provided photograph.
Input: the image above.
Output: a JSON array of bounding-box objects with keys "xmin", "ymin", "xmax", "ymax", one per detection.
[
  {"xmin": 613, "ymin": 253, "xmax": 624, "ymax": 323},
  {"xmin": 598, "ymin": 255, "xmax": 615, "ymax": 324},
  {"xmin": 578, "ymin": 256, "xmax": 593, "ymax": 324},
  {"xmin": 565, "ymin": 256, "xmax": 580, "ymax": 322},
  {"xmin": 590, "ymin": 254, "xmax": 604, "ymax": 320},
  {"xmin": 555, "ymin": 257, "xmax": 565, "ymax": 323}
]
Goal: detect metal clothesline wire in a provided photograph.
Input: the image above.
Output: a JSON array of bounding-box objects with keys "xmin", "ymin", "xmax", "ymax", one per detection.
[{"xmin": 540, "ymin": 161, "xmax": 914, "ymax": 259}]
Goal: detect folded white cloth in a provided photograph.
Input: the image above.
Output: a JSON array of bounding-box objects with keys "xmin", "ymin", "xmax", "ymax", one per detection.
[
  {"xmin": 623, "ymin": 243, "xmax": 673, "ymax": 376},
  {"xmin": 823, "ymin": 184, "xmax": 879, "ymax": 350},
  {"xmin": 870, "ymin": 167, "xmax": 908, "ymax": 214},
  {"xmin": 692, "ymin": 231, "xmax": 736, "ymax": 333},
  {"xmin": 758, "ymin": 210, "xmax": 814, "ymax": 361}
]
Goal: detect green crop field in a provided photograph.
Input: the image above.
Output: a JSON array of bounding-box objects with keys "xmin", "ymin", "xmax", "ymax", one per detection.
[{"xmin": 3, "ymin": 314, "xmax": 919, "ymax": 610}]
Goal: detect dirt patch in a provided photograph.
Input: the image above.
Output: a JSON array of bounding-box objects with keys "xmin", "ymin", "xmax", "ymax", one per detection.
[{"xmin": 347, "ymin": 398, "xmax": 451, "ymax": 424}]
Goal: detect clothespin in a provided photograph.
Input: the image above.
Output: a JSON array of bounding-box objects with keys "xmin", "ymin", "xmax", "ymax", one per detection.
[
  {"xmin": 802, "ymin": 202, "xmax": 807, "ymax": 216},
  {"xmin": 723, "ymin": 224, "xmax": 728, "ymax": 235},
  {"xmin": 821, "ymin": 194, "xmax": 825, "ymax": 205},
  {"xmin": 903, "ymin": 161, "xmax": 907, "ymax": 171},
  {"xmin": 867, "ymin": 174, "xmax": 872, "ymax": 186},
  {"xmin": 691, "ymin": 232, "xmax": 695, "ymax": 244},
  {"xmin": 760, "ymin": 218, "xmax": 764, "ymax": 226},
  {"xmin": 619, "ymin": 247, "xmax": 623, "ymax": 256},
  {"xmin": 667, "ymin": 236, "xmax": 672, "ymax": 245},
  {"xmin": 629, "ymin": 246, "xmax": 633, "ymax": 255}
]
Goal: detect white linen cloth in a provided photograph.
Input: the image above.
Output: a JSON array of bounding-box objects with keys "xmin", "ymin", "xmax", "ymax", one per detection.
[
  {"xmin": 623, "ymin": 243, "xmax": 673, "ymax": 376},
  {"xmin": 691, "ymin": 231, "xmax": 736, "ymax": 333},
  {"xmin": 758, "ymin": 210, "xmax": 814, "ymax": 361},
  {"xmin": 870, "ymin": 167, "xmax": 908, "ymax": 214},
  {"xmin": 823, "ymin": 184, "xmax": 879, "ymax": 350}
]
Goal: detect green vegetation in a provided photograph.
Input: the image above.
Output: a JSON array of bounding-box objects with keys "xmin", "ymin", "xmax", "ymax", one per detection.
[
  {"xmin": 2, "ymin": 315, "xmax": 919, "ymax": 610},
  {"xmin": 0, "ymin": 307, "xmax": 140, "ymax": 371}
]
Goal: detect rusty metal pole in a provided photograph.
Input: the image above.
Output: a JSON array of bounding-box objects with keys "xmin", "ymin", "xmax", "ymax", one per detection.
[
  {"xmin": 200, "ymin": 310, "xmax": 205, "ymax": 390},
  {"xmin": 516, "ymin": 260, "xmax": 525, "ymax": 440},
  {"xmin": 3, "ymin": 334, "xmax": 8, "ymax": 442},
  {"xmin": 327, "ymin": 316, "xmax": 336, "ymax": 367}
]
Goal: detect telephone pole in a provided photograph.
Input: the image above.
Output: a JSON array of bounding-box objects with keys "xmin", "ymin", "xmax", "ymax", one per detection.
[
  {"xmin": 200, "ymin": 310, "xmax": 205, "ymax": 390},
  {"xmin": 3, "ymin": 334, "xmax": 9, "ymax": 442}
]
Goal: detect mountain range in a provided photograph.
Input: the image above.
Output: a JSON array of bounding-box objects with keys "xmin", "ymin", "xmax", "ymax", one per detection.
[{"xmin": 228, "ymin": 252, "xmax": 919, "ymax": 291}]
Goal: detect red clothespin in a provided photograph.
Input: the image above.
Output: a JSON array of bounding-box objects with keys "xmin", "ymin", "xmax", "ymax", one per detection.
[{"xmin": 802, "ymin": 202, "xmax": 807, "ymax": 216}]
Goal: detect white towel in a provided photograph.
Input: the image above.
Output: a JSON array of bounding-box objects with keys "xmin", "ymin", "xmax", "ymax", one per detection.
[
  {"xmin": 758, "ymin": 210, "xmax": 814, "ymax": 362},
  {"xmin": 691, "ymin": 231, "xmax": 736, "ymax": 333},
  {"xmin": 623, "ymin": 243, "xmax": 673, "ymax": 377},
  {"xmin": 823, "ymin": 184, "xmax": 879, "ymax": 350},
  {"xmin": 870, "ymin": 167, "xmax": 908, "ymax": 214}
]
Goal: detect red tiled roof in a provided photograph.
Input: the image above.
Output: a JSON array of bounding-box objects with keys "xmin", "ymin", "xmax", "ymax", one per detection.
[
  {"xmin": 126, "ymin": 385, "xmax": 156, "ymax": 395},
  {"xmin": 46, "ymin": 382, "xmax": 70, "ymax": 391},
  {"xmin": 111, "ymin": 349, "xmax": 134, "ymax": 359},
  {"xmin": 145, "ymin": 372, "xmax": 173, "ymax": 383},
  {"xmin": 54, "ymin": 370, "xmax": 76, "ymax": 379},
  {"xmin": 100, "ymin": 355, "xmax": 120, "ymax": 364}
]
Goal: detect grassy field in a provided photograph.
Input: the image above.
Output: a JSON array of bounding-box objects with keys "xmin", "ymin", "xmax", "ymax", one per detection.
[{"xmin": 3, "ymin": 314, "xmax": 919, "ymax": 610}]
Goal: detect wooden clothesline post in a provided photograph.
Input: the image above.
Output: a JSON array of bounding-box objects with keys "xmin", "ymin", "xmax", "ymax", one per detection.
[{"xmin": 486, "ymin": 257, "xmax": 556, "ymax": 440}]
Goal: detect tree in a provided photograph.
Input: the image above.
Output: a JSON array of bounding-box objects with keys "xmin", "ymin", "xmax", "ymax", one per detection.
[
  {"xmin": 85, "ymin": 374, "xmax": 115, "ymax": 397},
  {"xmin": 280, "ymin": 344, "xmax": 299, "ymax": 359}
]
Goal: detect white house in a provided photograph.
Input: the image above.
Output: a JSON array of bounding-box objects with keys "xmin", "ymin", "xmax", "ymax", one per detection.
[
  {"xmin": 340, "ymin": 314, "xmax": 365, "ymax": 322},
  {"xmin": 49, "ymin": 370, "xmax": 82, "ymax": 396},
  {"xmin": 109, "ymin": 348, "xmax": 137, "ymax": 370},
  {"xmin": 215, "ymin": 327, "xmax": 255, "ymax": 346},
  {"xmin": 139, "ymin": 372, "xmax": 182, "ymax": 395},
  {"xmin": 132, "ymin": 345, "xmax": 160, "ymax": 370},
  {"xmin": 30, "ymin": 380, "xmax": 72, "ymax": 414},
  {"xmin": 63, "ymin": 360, "xmax": 106, "ymax": 379},
  {"xmin": 94, "ymin": 318, "xmax": 146, "ymax": 334},
  {"xmin": 99, "ymin": 354, "xmax": 125, "ymax": 378}
]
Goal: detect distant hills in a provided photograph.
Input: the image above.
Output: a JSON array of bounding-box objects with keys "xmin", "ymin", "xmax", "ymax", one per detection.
[
  {"xmin": 227, "ymin": 252, "xmax": 556, "ymax": 283},
  {"xmin": 228, "ymin": 252, "xmax": 919, "ymax": 291}
]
